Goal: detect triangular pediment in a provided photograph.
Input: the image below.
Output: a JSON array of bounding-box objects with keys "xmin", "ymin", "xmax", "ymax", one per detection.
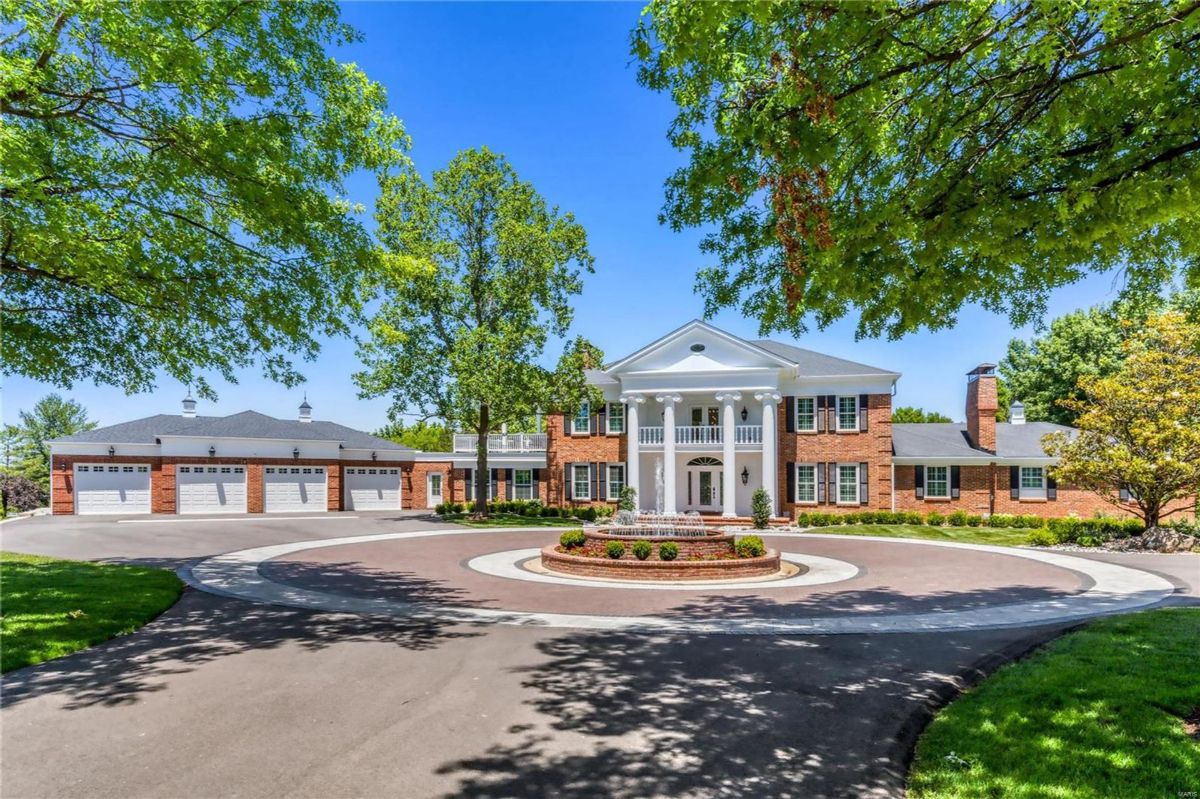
[{"xmin": 604, "ymin": 320, "xmax": 794, "ymax": 376}]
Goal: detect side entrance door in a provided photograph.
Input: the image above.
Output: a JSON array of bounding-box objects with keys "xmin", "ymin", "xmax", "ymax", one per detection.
[{"xmin": 427, "ymin": 472, "xmax": 444, "ymax": 507}]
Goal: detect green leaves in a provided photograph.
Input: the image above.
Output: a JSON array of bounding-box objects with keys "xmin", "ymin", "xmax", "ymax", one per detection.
[
  {"xmin": 634, "ymin": 1, "xmax": 1200, "ymax": 338},
  {"xmin": 1, "ymin": 1, "xmax": 409, "ymax": 398}
]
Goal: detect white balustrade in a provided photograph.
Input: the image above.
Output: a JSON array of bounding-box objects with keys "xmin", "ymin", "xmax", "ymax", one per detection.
[
  {"xmin": 639, "ymin": 426, "xmax": 664, "ymax": 445},
  {"xmin": 636, "ymin": 425, "xmax": 764, "ymax": 447},
  {"xmin": 734, "ymin": 425, "xmax": 763, "ymax": 444},
  {"xmin": 676, "ymin": 425, "xmax": 723, "ymax": 445},
  {"xmin": 452, "ymin": 433, "xmax": 547, "ymax": 453}
]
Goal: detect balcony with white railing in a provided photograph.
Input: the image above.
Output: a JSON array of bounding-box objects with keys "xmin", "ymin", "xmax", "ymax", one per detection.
[
  {"xmin": 452, "ymin": 433, "xmax": 547, "ymax": 453},
  {"xmin": 635, "ymin": 425, "xmax": 763, "ymax": 448}
]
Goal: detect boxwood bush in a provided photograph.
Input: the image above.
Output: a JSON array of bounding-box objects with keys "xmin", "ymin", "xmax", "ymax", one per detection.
[
  {"xmin": 947, "ymin": 510, "xmax": 969, "ymax": 527},
  {"xmin": 632, "ymin": 540, "xmax": 652, "ymax": 561},
  {"xmin": 658, "ymin": 542, "xmax": 679, "ymax": 561},
  {"xmin": 559, "ymin": 530, "xmax": 586, "ymax": 550},
  {"xmin": 925, "ymin": 511, "xmax": 945, "ymax": 527},
  {"xmin": 605, "ymin": 540, "xmax": 626, "ymax": 559},
  {"xmin": 735, "ymin": 535, "xmax": 766, "ymax": 558}
]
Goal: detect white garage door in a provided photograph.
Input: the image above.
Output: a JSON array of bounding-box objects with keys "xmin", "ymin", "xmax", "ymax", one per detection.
[
  {"xmin": 344, "ymin": 467, "xmax": 402, "ymax": 511},
  {"xmin": 264, "ymin": 466, "xmax": 327, "ymax": 513},
  {"xmin": 74, "ymin": 464, "xmax": 151, "ymax": 515},
  {"xmin": 177, "ymin": 464, "xmax": 247, "ymax": 514}
]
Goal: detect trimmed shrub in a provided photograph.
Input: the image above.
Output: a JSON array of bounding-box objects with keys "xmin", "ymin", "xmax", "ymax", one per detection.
[
  {"xmin": 925, "ymin": 511, "xmax": 945, "ymax": 527},
  {"xmin": 1077, "ymin": 535, "xmax": 1103, "ymax": 548},
  {"xmin": 541, "ymin": 505, "xmax": 557, "ymax": 518},
  {"xmin": 794, "ymin": 511, "xmax": 812, "ymax": 527},
  {"xmin": 965, "ymin": 515, "xmax": 983, "ymax": 527},
  {"xmin": 605, "ymin": 540, "xmax": 626, "ymax": 559},
  {"xmin": 595, "ymin": 504, "xmax": 614, "ymax": 519},
  {"xmin": 579, "ymin": 506, "xmax": 598, "ymax": 522},
  {"xmin": 1026, "ymin": 528, "xmax": 1055, "ymax": 547},
  {"xmin": 900, "ymin": 512, "xmax": 924, "ymax": 525},
  {"xmin": 736, "ymin": 535, "xmax": 766, "ymax": 558},
  {"xmin": 988, "ymin": 514, "xmax": 1016, "ymax": 528},
  {"xmin": 559, "ymin": 530, "xmax": 586, "ymax": 550},
  {"xmin": 947, "ymin": 510, "xmax": 969, "ymax": 527},
  {"xmin": 632, "ymin": 540, "xmax": 652, "ymax": 561},
  {"xmin": 751, "ymin": 488, "xmax": 772, "ymax": 529},
  {"xmin": 658, "ymin": 541, "xmax": 679, "ymax": 561}
]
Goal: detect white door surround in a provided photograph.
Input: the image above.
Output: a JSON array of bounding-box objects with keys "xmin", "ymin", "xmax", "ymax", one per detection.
[
  {"xmin": 264, "ymin": 465, "xmax": 327, "ymax": 513},
  {"xmin": 177, "ymin": 464, "xmax": 248, "ymax": 514},
  {"xmin": 74, "ymin": 463, "xmax": 151, "ymax": 515},
  {"xmin": 344, "ymin": 466, "xmax": 402, "ymax": 511},
  {"xmin": 685, "ymin": 457, "xmax": 723, "ymax": 512},
  {"xmin": 427, "ymin": 471, "xmax": 444, "ymax": 507}
]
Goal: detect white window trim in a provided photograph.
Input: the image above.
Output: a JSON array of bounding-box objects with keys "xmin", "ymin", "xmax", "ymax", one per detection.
[
  {"xmin": 606, "ymin": 402, "xmax": 625, "ymax": 435},
  {"xmin": 572, "ymin": 402, "xmax": 591, "ymax": 435},
  {"xmin": 925, "ymin": 465, "xmax": 950, "ymax": 498},
  {"xmin": 795, "ymin": 463, "xmax": 818, "ymax": 504},
  {"xmin": 607, "ymin": 462, "xmax": 625, "ymax": 500},
  {"xmin": 836, "ymin": 396, "xmax": 859, "ymax": 432},
  {"xmin": 795, "ymin": 396, "xmax": 817, "ymax": 432},
  {"xmin": 1019, "ymin": 466, "xmax": 1047, "ymax": 500},
  {"xmin": 514, "ymin": 469, "xmax": 533, "ymax": 501},
  {"xmin": 571, "ymin": 463, "xmax": 591, "ymax": 501},
  {"xmin": 836, "ymin": 462, "xmax": 860, "ymax": 505}
]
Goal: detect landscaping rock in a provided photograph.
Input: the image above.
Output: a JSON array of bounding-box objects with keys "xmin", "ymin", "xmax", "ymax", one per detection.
[{"xmin": 1103, "ymin": 527, "xmax": 1197, "ymax": 553}]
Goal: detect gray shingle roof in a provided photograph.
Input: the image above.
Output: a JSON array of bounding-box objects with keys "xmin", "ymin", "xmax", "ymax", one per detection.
[
  {"xmin": 752, "ymin": 340, "xmax": 899, "ymax": 378},
  {"xmin": 53, "ymin": 410, "xmax": 413, "ymax": 451},
  {"xmin": 892, "ymin": 422, "xmax": 1076, "ymax": 459}
]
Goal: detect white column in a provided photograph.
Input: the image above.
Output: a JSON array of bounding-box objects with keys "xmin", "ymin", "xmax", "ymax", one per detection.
[
  {"xmin": 621, "ymin": 392, "xmax": 645, "ymax": 511},
  {"xmin": 657, "ymin": 393, "xmax": 681, "ymax": 514},
  {"xmin": 756, "ymin": 392, "xmax": 782, "ymax": 516},
  {"xmin": 716, "ymin": 391, "xmax": 741, "ymax": 517}
]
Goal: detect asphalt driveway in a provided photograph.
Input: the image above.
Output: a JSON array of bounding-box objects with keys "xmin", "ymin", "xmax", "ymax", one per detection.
[{"xmin": 1, "ymin": 514, "xmax": 1195, "ymax": 798}]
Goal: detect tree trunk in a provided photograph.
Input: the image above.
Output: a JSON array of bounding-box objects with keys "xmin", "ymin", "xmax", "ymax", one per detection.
[
  {"xmin": 475, "ymin": 402, "xmax": 489, "ymax": 516},
  {"xmin": 1141, "ymin": 501, "xmax": 1160, "ymax": 530}
]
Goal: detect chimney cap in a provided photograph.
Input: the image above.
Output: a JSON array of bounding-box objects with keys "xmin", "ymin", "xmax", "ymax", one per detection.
[{"xmin": 966, "ymin": 363, "xmax": 997, "ymax": 376}]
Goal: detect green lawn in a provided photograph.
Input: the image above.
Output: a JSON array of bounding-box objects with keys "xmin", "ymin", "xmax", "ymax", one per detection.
[
  {"xmin": 909, "ymin": 608, "xmax": 1200, "ymax": 799},
  {"xmin": 0, "ymin": 551, "xmax": 183, "ymax": 673},
  {"xmin": 810, "ymin": 523, "xmax": 1033, "ymax": 547},
  {"xmin": 446, "ymin": 513, "xmax": 583, "ymax": 528}
]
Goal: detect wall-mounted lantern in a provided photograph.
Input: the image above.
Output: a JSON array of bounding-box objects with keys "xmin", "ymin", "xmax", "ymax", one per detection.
[
  {"xmin": 740, "ymin": 406, "xmax": 748, "ymax": 422},
  {"xmin": 371, "ymin": 451, "xmax": 378, "ymax": 461},
  {"xmin": 208, "ymin": 446, "xmax": 216, "ymax": 457},
  {"xmin": 741, "ymin": 466, "xmax": 750, "ymax": 485},
  {"xmin": 108, "ymin": 446, "xmax": 115, "ymax": 457},
  {"xmin": 292, "ymin": 447, "xmax": 300, "ymax": 459}
]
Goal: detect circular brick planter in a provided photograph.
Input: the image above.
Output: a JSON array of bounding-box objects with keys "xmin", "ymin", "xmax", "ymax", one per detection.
[
  {"xmin": 541, "ymin": 544, "xmax": 781, "ymax": 581},
  {"xmin": 577, "ymin": 526, "xmax": 736, "ymax": 559}
]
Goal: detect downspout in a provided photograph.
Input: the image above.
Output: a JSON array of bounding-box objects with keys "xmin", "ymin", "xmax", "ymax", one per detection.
[{"xmin": 890, "ymin": 461, "xmax": 895, "ymax": 512}]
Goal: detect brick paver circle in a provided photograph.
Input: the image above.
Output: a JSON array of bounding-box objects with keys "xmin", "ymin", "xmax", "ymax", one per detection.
[{"xmin": 185, "ymin": 528, "xmax": 1175, "ymax": 635}]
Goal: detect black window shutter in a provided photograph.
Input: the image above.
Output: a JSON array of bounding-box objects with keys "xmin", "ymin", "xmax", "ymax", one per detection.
[
  {"xmin": 591, "ymin": 462, "xmax": 600, "ymax": 500},
  {"xmin": 817, "ymin": 395, "xmax": 827, "ymax": 432},
  {"xmin": 859, "ymin": 462, "xmax": 868, "ymax": 505},
  {"xmin": 598, "ymin": 404, "xmax": 607, "ymax": 434},
  {"xmin": 490, "ymin": 469, "xmax": 498, "ymax": 501},
  {"xmin": 564, "ymin": 412, "xmax": 571, "ymax": 436},
  {"xmin": 1009, "ymin": 465, "xmax": 1020, "ymax": 500},
  {"xmin": 1047, "ymin": 474, "xmax": 1057, "ymax": 501},
  {"xmin": 598, "ymin": 462, "xmax": 608, "ymax": 501},
  {"xmin": 564, "ymin": 463, "xmax": 572, "ymax": 501},
  {"xmin": 859, "ymin": 394, "xmax": 869, "ymax": 432},
  {"xmin": 951, "ymin": 465, "xmax": 961, "ymax": 499},
  {"xmin": 817, "ymin": 463, "xmax": 826, "ymax": 503},
  {"xmin": 464, "ymin": 468, "xmax": 473, "ymax": 503},
  {"xmin": 785, "ymin": 397, "xmax": 796, "ymax": 433},
  {"xmin": 532, "ymin": 468, "xmax": 540, "ymax": 501},
  {"xmin": 786, "ymin": 462, "xmax": 796, "ymax": 503},
  {"xmin": 505, "ymin": 468, "xmax": 514, "ymax": 501},
  {"xmin": 827, "ymin": 395, "xmax": 837, "ymax": 430},
  {"xmin": 915, "ymin": 465, "xmax": 925, "ymax": 499}
]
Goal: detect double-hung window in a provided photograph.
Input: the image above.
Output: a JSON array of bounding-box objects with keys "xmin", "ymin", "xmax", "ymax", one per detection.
[
  {"xmin": 514, "ymin": 469, "xmax": 533, "ymax": 500},
  {"xmin": 607, "ymin": 464, "xmax": 624, "ymax": 499},
  {"xmin": 607, "ymin": 402, "xmax": 624, "ymax": 434},
  {"xmin": 925, "ymin": 466, "xmax": 949, "ymax": 498},
  {"xmin": 1019, "ymin": 467, "xmax": 1046, "ymax": 499},
  {"xmin": 796, "ymin": 397, "xmax": 816, "ymax": 432},
  {"xmin": 837, "ymin": 396, "xmax": 858, "ymax": 431},
  {"xmin": 572, "ymin": 402, "xmax": 590, "ymax": 434},
  {"xmin": 796, "ymin": 464, "xmax": 816, "ymax": 503},
  {"xmin": 837, "ymin": 463, "xmax": 860, "ymax": 504},
  {"xmin": 572, "ymin": 464, "xmax": 591, "ymax": 500}
]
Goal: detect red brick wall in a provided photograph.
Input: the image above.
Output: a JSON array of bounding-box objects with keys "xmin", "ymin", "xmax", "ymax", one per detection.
[
  {"xmin": 407, "ymin": 462, "xmax": 452, "ymax": 510},
  {"xmin": 546, "ymin": 413, "xmax": 624, "ymax": 507},
  {"xmin": 893, "ymin": 464, "xmax": 1195, "ymax": 520},
  {"xmin": 777, "ymin": 393, "xmax": 894, "ymax": 516},
  {"xmin": 966, "ymin": 373, "xmax": 997, "ymax": 452}
]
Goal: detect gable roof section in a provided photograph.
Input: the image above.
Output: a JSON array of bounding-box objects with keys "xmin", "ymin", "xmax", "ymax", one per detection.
[
  {"xmin": 751, "ymin": 340, "xmax": 899, "ymax": 378},
  {"xmin": 53, "ymin": 410, "xmax": 413, "ymax": 451},
  {"xmin": 892, "ymin": 422, "xmax": 1076, "ymax": 460},
  {"xmin": 603, "ymin": 319, "xmax": 796, "ymax": 373}
]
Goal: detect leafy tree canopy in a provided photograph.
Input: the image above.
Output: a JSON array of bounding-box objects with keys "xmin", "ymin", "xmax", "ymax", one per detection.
[
  {"xmin": 1001, "ymin": 290, "xmax": 1196, "ymax": 425},
  {"xmin": 4, "ymin": 393, "xmax": 95, "ymax": 488},
  {"xmin": 1045, "ymin": 312, "xmax": 1200, "ymax": 528},
  {"xmin": 374, "ymin": 419, "xmax": 453, "ymax": 453},
  {"xmin": 355, "ymin": 147, "xmax": 595, "ymax": 513},
  {"xmin": 892, "ymin": 406, "xmax": 952, "ymax": 424},
  {"xmin": 633, "ymin": 1, "xmax": 1200, "ymax": 339},
  {"xmin": 1, "ymin": 1, "xmax": 408, "ymax": 399}
]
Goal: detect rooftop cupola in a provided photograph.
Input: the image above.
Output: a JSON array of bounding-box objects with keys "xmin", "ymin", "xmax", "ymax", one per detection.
[
  {"xmin": 1009, "ymin": 400, "xmax": 1026, "ymax": 425},
  {"xmin": 182, "ymin": 392, "xmax": 197, "ymax": 418},
  {"xmin": 299, "ymin": 395, "xmax": 312, "ymax": 423}
]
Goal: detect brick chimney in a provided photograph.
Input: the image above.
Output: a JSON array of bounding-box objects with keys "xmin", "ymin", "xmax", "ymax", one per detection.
[{"xmin": 965, "ymin": 364, "xmax": 997, "ymax": 453}]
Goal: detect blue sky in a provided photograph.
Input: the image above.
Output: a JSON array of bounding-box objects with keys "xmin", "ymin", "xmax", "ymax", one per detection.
[{"xmin": 3, "ymin": 2, "xmax": 1131, "ymax": 431}]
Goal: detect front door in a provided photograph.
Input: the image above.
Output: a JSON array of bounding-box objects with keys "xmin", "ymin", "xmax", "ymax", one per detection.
[{"xmin": 688, "ymin": 468, "xmax": 723, "ymax": 511}]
